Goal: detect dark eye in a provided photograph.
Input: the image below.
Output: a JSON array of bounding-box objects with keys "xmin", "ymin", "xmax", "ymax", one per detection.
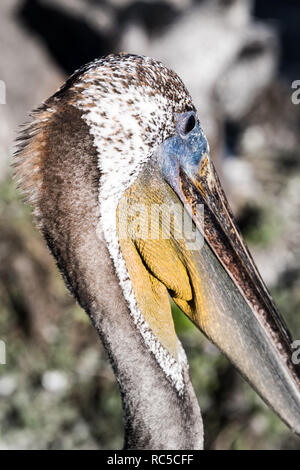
[{"xmin": 183, "ymin": 114, "xmax": 196, "ymax": 134}]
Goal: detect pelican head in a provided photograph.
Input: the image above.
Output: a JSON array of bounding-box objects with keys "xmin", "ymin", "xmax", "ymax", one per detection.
[{"xmin": 14, "ymin": 53, "xmax": 300, "ymax": 449}]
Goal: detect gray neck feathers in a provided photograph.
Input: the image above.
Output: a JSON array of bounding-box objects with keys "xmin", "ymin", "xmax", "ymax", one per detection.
[{"xmin": 24, "ymin": 104, "xmax": 203, "ymax": 449}]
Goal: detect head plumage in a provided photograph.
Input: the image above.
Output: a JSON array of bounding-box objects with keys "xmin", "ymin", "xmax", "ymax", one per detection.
[{"xmin": 14, "ymin": 53, "xmax": 194, "ymax": 214}]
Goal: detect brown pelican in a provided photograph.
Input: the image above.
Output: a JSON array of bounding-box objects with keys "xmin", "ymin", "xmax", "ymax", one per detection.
[{"xmin": 14, "ymin": 53, "xmax": 300, "ymax": 449}]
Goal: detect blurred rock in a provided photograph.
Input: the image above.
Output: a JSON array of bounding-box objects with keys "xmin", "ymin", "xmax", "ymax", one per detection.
[
  {"xmin": 18, "ymin": 0, "xmax": 116, "ymax": 74},
  {"xmin": 77, "ymin": 348, "xmax": 100, "ymax": 380},
  {"xmin": 0, "ymin": 375, "xmax": 17, "ymax": 397},
  {"xmin": 254, "ymin": 0, "xmax": 300, "ymax": 80},
  {"xmin": 38, "ymin": 0, "xmax": 115, "ymax": 34},
  {"xmin": 0, "ymin": 0, "xmax": 63, "ymax": 180},
  {"xmin": 121, "ymin": 0, "xmax": 279, "ymax": 178},
  {"xmin": 223, "ymin": 157, "xmax": 260, "ymax": 205},
  {"xmin": 42, "ymin": 370, "xmax": 69, "ymax": 393},
  {"xmin": 215, "ymin": 24, "xmax": 277, "ymax": 121}
]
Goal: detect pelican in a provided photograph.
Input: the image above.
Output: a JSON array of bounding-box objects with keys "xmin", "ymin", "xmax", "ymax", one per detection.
[{"xmin": 14, "ymin": 53, "xmax": 300, "ymax": 449}]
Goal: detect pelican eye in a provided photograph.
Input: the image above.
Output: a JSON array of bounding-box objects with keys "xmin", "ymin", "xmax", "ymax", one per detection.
[{"xmin": 183, "ymin": 114, "xmax": 196, "ymax": 135}]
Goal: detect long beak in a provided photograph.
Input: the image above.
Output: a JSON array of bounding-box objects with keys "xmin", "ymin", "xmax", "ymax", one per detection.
[{"xmin": 155, "ymin": 116, "xmax": 300, "ymax": 435}]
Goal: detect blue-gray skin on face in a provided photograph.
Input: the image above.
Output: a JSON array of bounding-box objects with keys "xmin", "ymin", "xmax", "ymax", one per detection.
[{"xmin": 158, "ymin": 111, "xmax": 209, "ymax": 193}]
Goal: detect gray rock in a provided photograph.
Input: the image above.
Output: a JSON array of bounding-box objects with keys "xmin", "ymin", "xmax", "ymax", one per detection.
[
  {"xmin": 121, "ymin": 0, "xmax": 278, "ymax": 158},
  {"xmin": 0, "ymin": 0, "xmax": 63, "ymax": 180}
]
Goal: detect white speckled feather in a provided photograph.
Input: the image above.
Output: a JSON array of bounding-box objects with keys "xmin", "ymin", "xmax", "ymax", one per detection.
[{"xmin": 74, "ymin": 55, "xmax": 194, "ymax": 393}]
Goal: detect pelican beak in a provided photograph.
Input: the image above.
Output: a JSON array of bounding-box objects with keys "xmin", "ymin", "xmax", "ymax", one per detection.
[{"xmin": 154, "ymin": 111, "xmax": 300, "ymax": 435}]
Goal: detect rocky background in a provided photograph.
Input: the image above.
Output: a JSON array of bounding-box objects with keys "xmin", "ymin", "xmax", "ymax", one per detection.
[{"xmin": 1, "ymin": 0, "xmax": 300, "ymax": 449}]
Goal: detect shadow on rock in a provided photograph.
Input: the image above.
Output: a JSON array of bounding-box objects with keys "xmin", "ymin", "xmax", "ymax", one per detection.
[{"xmin": 18, "ymin": 0, "xmax": 116, "ymax": 74}]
